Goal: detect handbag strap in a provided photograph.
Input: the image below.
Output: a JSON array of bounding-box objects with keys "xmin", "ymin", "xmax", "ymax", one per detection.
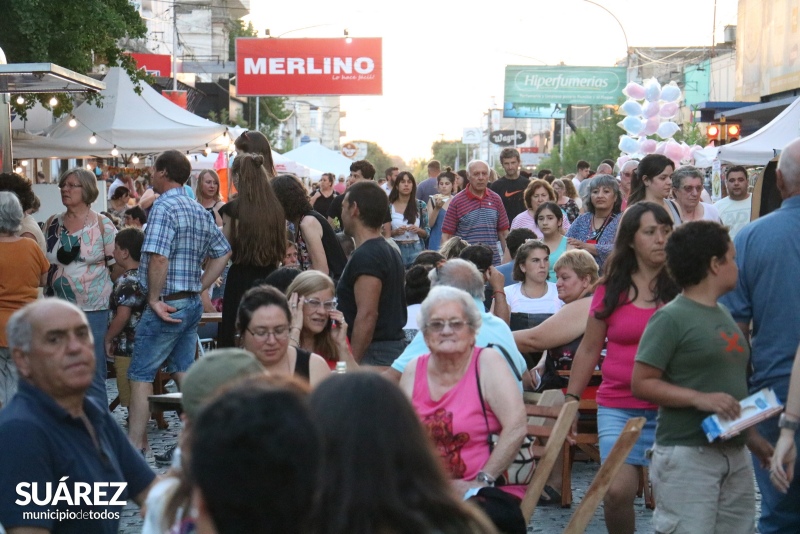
[
  {"xmin": 487, "ymin": 343, "xmax": 523, "ymax": 382},
  {"xmin": 474, "ymin": 348, "xmax": 493, "ymax": 448}
]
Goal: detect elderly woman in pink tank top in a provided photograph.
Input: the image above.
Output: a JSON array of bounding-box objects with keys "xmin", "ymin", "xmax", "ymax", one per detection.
[{"xmin": 399, "ymin": 286, "xmax": 527, "ymax": 501}]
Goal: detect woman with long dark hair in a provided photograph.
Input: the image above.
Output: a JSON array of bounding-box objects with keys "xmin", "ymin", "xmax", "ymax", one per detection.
[
  {"xmin": 217, "ymin": 153, "xmax": 286, "ymax": 347},
  {"xmin": 427, "ymin": 169, "xmax": 456, "ymax": 251},
  {"xmin": 627, "ymin": 154, "xmax": 681, "ymax": 223},
  {"xmin": 311, "ymin": 372, "xmax": 497, "ymax": 534},
  {"xmin": 272, "ymin": 174, "xmax": 347, "ymax": 280},
  {"xmin": 565, "ymin": 202, "xmax": 679, "ymax": 534},
  {"xmin": 234, "ymin": 130, "xmax": 276, "ymax": 174},
  {"xmin": 389, "ymin": 171, "xmax": 429, "ymax": 267}
]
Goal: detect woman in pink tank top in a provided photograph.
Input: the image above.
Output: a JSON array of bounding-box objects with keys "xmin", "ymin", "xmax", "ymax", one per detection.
[{"xmin": 399, "ymin": 285, "xmax": 527, "ymax": 499}]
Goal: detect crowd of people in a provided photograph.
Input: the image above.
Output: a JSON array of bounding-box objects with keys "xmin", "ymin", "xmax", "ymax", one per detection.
[{"xmin": 0, "ymin": 133, "xmax": 799, "ymax": 534}]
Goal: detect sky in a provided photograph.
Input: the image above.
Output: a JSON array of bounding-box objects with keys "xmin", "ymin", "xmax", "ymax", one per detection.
[{"xmin": 249, "ymin": 0, "xmax": 739, "ymax": 162}]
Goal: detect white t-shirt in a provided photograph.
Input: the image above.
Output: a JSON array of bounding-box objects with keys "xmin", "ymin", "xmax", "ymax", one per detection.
[
  {"xmin": 504, "ymin": 281, "xmax": 563, "ymax": 314},
  {"xmin": 700, "ymin": 202, "xmax": 721, "ymax": 222},
  {"xmin": 714, "ymin": 195, "xmax": 751, "ymax": 239},
  {"xmin": 391, "ymin": 204, "xmax": 420, "ymax": 242}
]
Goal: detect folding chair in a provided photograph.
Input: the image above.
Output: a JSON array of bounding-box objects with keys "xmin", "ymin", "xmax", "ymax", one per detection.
[
  {"xmin": 562, "ymin": 417, "xmax": 646, "ymax": 534},
  {"xmin": 520, "ymin": 400, "xmax": 579, "ymax": 523}
]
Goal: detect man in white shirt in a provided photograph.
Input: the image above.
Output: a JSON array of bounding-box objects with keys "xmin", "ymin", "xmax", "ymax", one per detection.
[
  {"xmin": 382, "ymin": 166, "xmax": 398, "ymax": 195},
  {"xmin": 714, "ymin": 166, "xmax": 751, "ymax": 239}
]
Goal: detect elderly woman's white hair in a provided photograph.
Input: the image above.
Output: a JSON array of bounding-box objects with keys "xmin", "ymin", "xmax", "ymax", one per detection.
[
  {"xmin": 0, "ymin": 191, "xmax": 23, "ymax": 234},
  {"xmin": 418, "ymin": 286, "xmax": 482, "ymax": 333}
]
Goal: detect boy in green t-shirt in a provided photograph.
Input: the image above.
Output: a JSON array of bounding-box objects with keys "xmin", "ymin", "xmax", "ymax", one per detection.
[{"xmin": 632, "ymin": 221, "xmax": 773, "ymax": 534}]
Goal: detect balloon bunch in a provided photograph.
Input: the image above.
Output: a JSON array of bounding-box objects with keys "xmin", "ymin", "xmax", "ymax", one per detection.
[{"xmin": 616, "ymin": 78, "xmax": 703, "ymax": 169}]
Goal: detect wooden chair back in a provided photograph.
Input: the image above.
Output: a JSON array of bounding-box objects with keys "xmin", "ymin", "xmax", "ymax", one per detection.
[
  {"xmin": 562, "ymin": 416, "xmax": 645, "ymax": 534},
  {"xmin": 520, "ymin": 400, "xmax": 579, "ymax": 523}
]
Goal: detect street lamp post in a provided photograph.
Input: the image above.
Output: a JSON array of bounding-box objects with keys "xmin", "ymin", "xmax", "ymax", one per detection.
[{"xmin": 582, "ymin": 0, "xmax": 631, "ymax": 77}]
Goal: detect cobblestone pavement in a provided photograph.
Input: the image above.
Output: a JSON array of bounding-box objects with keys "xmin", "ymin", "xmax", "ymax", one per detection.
[{"xmin": 109, "ymin": 379, "xmax": 763, "ymax": 533}]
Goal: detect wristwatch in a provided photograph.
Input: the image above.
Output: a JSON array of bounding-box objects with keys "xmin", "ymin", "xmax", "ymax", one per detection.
[
  {"xmin": 778, "ymin": 413, "xmax": 800, "ymax": 432},
  {"xmin": 476, "ymin": 471, "xmax": 496, "ymax": 487}
]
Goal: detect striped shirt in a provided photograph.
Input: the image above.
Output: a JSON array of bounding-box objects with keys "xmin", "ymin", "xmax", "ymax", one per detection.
[
  {"xmin": 442, "ymin": 187, "xmax": 509, "ymax": 265},
  {"xmin": 139, "ymin": 187, "xmax": 231, "ymax": 295}
]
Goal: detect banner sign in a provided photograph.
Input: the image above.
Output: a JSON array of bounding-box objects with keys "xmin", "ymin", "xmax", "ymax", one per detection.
[
  {"xmin": 129, "ymin": 53, "xmax": 172, "ymax": 77},
  {"xmin": 490, "ymin": 130, "xmax": 526, "ymax": 146},
  {"xmin": 504, "ymin": 66, "xmax": 626, "ymax": 105},
  {"xmin": 236, "ymin": 38, "xmax": 382, "ymax": 96},
  {"xmin": 503, "ymin": 102, "xmax": 565, "ymax": 119}
]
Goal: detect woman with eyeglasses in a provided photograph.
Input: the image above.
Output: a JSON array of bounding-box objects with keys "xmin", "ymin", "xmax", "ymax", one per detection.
[
  {"xmin": 285, "ymin": 271, "xmax": 357, "ymax": 371},
  {"xmin": 43, "ymin": 167, "xmax": 117, "ymax": 406},
  {"xmin": 670, "ymin": 165, "xmax": 721, "ymax": 224},
  {"xmin": 399, "ymin": 286, "xmax": 527, "ymax": 506},
  {"xmin": 217, "ymin": 153, "xmax": 286, "ymax": 348},
  {"xmin": 237, "ymin": 285, "xmax": 330, "ymax": 387}
]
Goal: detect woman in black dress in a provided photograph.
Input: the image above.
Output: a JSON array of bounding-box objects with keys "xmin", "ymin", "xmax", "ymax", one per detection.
[{"xmin": 217, "ymin": 153, "xmax": 286, "ymax": 347}]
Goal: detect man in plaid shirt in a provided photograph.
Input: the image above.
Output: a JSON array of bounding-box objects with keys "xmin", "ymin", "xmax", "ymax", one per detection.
[{"xmin": 127, "ymin": 150, "xmax": 231, "ymax": 455}]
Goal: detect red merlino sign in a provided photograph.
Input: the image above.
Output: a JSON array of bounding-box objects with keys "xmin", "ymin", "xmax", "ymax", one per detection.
[
  {"xmin": 129, "ymin": 53, "xmax": 172, "ymax": 77},
  {"xmin": 235, "ymin": 38, "xmax": 382, "ymax": 96}
]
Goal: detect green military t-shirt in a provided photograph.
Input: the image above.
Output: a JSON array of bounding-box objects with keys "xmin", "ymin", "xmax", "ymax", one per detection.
[{"xmin": 635, "ymin": 294, "xmax": 750, "ymax": 447}]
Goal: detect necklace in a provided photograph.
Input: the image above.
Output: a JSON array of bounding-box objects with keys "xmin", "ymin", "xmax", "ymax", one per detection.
[
  {"xmin": 592, "ymin": 213, "xmax": 609, "ymax": 230},
  {"xmin": 521, "ymin": 282, "xmax": 546, "ymax": 299}
]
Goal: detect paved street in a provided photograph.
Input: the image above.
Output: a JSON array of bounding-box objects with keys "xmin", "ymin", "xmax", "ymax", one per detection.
[{"xmin": 108, "ymin": 379, "xmax": 764, "ymax": 533}]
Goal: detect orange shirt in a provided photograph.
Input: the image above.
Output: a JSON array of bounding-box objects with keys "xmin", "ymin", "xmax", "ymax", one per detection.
[{"xmin": 0, "ymin": 239, "xmax": 49, "ymax": 347}]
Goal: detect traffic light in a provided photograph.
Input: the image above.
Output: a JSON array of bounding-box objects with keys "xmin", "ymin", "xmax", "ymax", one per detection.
[
  {"xmin": 726, "ymin": 123, "xmax": 741, "ymax": 143},
  {"xmin": 707, "ymin": 124, "xmax": 720, "ymax": 144}
]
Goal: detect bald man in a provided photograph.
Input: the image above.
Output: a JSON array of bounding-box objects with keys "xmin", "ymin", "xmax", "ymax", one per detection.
[
  {"xmin": 0, "ymin": 300, "xmax": 155, "ymax": 534},
  {"xmin": 720, "ymin": 138, "xmax": 800, "ymax": 534}
]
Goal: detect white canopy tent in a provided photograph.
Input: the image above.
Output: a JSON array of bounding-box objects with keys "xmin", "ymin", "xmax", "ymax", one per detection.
[
  {"xmin": 190, "ymin": 150, "xmax": 323, "ymax": 179},
  {"xmin": 283, "ymin": 141, "xmax": 354, "ymax": 179},
  {"xmin": 716, "ymin": 96, "xmax": 800, "ymax": 165},
  {"xmin": 12, "ymin": 67, "xmax": 230, "ymax": 159}
]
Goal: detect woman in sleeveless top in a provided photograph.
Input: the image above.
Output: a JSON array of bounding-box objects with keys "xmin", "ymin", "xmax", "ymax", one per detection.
[
  {"xmin": 399, "ymin": 286, "xmax": 527, "ymax": 500},
  {"xmin": 195, "ymin": 169, "xmax": 225, "ymax": 227},
  {"xmin": 237, "ymin": 285, "xmax": 330, "ymax": 387}
]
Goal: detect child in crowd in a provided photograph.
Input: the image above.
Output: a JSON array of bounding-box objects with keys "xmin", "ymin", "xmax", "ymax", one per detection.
[
  {"xmin": 283, "ymin": 240, "xmax": 299, "ymax": 267},
  {"xmin": 632, "ymin": 221, "xmax": 773, "ymax": 534},
  {"xmin": 104, "ymin": 227, "xmax": 146, "ymax": 412}
]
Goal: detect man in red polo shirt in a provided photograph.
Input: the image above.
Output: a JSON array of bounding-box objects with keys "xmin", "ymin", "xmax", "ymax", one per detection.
[{"xmin": 441, "ymin": 160, "xmax": 510, "ymax": 265}]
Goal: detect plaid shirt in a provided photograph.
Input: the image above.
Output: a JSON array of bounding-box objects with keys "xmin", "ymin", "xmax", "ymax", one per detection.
[{"xmin": 139, "ymin": 187, "xmax": 230, "ymax": 295}]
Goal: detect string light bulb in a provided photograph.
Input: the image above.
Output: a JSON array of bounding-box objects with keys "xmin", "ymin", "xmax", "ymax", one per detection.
[
  {"xmin": 49, "ymin": 96, "xmax": 58, "ymax": 107},
  {"xmin": 204, "ymin": 144, "xmax": 211, "ymax": 155},
  {"xmin": 344, "ymin": 29, "xmax": 352, "ymax": 44},
  {"xmin": 15, "ymin": 166, "xmax": 22, "ymax": 174},
  {"xmin": 89, "ymin": 133, "xmax": 97, "ymax": 144},
  {"xmin": 131, "ymin": 155, "xmax": 140, "ymax": 164},
  {"xmin": 68, "ymin": 116, "xmax": 77, "ymax": 127},
  {"xmin": 16, "ymin": 96, "xmax": 24, "ymax": 105},
  {"xmin": 20, "ymin": 160, "xmax": 28, "ymax": 167},
  {"xmin": 111, "ymin": 145, "xmax": 119, "ymax": 156}
]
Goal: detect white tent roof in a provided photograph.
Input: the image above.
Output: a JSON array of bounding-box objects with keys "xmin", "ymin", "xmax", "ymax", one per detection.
[
  {"xmin": 13, "ymin": 67, "xmax": 229, "ymax": 159},
  {"xmin": 717, "ymin": 97, "xmax": 800, "ymax": 165},
  {"xmin": 283, "ymin": 141, "xmax": 354, "ymax": 178}
]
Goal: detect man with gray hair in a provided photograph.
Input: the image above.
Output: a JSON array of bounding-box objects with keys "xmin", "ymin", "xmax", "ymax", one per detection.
[
  {"xmin": 0, "ymin": 299, "xmax": 155, "ymax": 533},
  {"xmin": 720, "ymin": 137, "xmax": 800, "ymax": 533},
  {"xmin": 384, "ymin": 259, "xmax": 529, "ymax": 388},
  {"xmin": 441, "ymin": 160, "xmax": 509, "ymax": 266}
]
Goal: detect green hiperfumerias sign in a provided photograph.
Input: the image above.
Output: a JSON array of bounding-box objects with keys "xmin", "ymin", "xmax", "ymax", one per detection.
[{"xmin": 504, "ymin": 66, "xmax": 627, "ymax": 105}]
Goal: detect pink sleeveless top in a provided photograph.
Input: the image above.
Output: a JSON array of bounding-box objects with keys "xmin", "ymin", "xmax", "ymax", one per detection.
[{"xmin": 412, "ymin": 347, "xmax": 500, "ymax": 481}]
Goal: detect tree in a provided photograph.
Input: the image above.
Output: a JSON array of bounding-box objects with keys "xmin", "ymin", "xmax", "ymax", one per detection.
[
  {"xmin": 539, "ymin": 106, "xmax": 625, "ymax": 175},
  {"xmin": 351, "ymin": 140, "xmax": 394, "ymax": 176},
  {"xmin": 0, "ymin": 0, "xmax": 148, "ymax": 118},
  {"xmin": 430, "ymin": 140, "xmax": 470, "ymax": 171},
  {"xmin": 228, "ymin": 19, "xmax": 257, "ymax": 61}
]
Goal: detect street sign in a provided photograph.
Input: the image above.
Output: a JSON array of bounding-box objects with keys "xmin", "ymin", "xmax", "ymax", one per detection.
[
  {"xmin": 462, "ymin": 127, "xmax": 482, "ymax": 144},
  {"xmin": 490, "ymin": 130, "xmax": 526, "ymax": 146}
]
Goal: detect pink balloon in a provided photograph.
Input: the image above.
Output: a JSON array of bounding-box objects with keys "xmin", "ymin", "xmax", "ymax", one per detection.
[
  {"xmin": 640, "ymin": 116, "xmax": 660, "ymax": 136},
  {"xmin": 643, "ymin": 101, "xmax": 661, "ymax": 118},
  {"xmin": 680, "ymin": 141, "xmax": 692, "ymax": 160},
  {"xmin": 640, "ymin": 139, "xmax": 657, "ymax": 154},
  {"xmin": 616, "ymin": 155, "xmax": 631, "ymax": 169},
  {"xmin": 623, "ymin": 82, "xmax": 646, "ymax": 100},
  {"xmin": 659, "ymin": 102, "xmax": 679, "ymax": 119},
  {"xmin": 654, "ymin": 142, "xmax": 666, "ymax": 155},
  {"xmin": 664, "ymin": 140, "xmax": 683, "ymax": 164}
]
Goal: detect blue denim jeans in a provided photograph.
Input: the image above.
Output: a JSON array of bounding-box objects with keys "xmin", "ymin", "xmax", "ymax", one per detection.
[
  {"xmin": 129, "ymin": 297, "xmax": 203, "ymax": 382},
  {"xmin": 753, "ymin": 381, "xmax": 800, "ymax": 533},
  {"xmin": 396, "ymin": 240, "xmax": 424, "ymax": 268},
  {"xmin": 84, "ymin": 309, "xmax": 109, "ymax": 407}
]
